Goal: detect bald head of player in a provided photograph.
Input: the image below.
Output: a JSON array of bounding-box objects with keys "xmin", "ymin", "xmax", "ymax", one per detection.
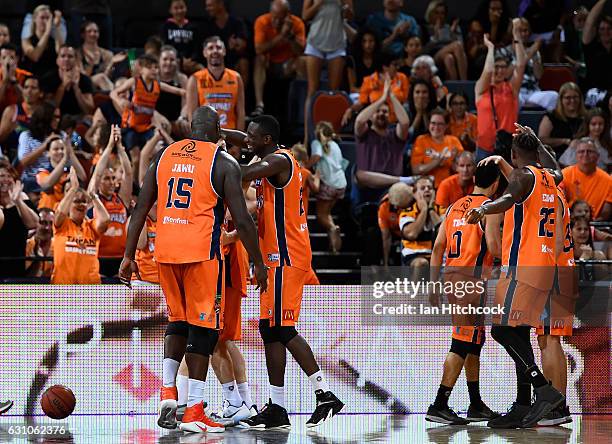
[
  {"xmin": 246, "ymin": 114, "xmax": 280, "ymax": 157},
  {"xmin": 510, "ymin": 132, "xmax": 540, "ymax": 168},
  {"xmin": 191, "ymin": 105, "xmax": 220, "ymax": 142}
]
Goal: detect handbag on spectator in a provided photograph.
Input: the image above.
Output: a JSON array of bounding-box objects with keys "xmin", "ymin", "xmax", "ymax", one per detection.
[{"xmin": 489, "ymin": 86, "xmax": 513, "ymax": 161}]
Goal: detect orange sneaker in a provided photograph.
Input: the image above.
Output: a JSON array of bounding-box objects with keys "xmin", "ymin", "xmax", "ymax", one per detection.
[
  {"xmin": 179, "ymin": 401, "xmax": 225, "ymax": 433},
  {"xmin": 158, "ymin": 386, "xmax": 178, "ymax": 429}
]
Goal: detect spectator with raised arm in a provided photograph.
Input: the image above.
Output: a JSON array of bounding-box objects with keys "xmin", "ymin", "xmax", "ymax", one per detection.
[
  {"xmin": 366, "ymin": 0, "xmax": 420, "ymax": 58},
  {"xmin": 25, "ymin": 207, "xmax": 54, "ymax": 278},
  {"xmin": 252, "ymin": 0, "xmax": 306, "ymax": 117},
  {"xmin": 51, "ymin": 167, "xmax": 109, "ymax": 284},
  {"xmin": 354, "ymin": 75, "xmax": 412, "ymax": 203},
  {"xmin": 474, "ymin": 20, "xmax": 525, "ymax": 161},
  {"xmin": 582, "ymin": 0, "xmax": 612, "ymax": 92},
  {"xmin": 139, "ymin": 127, "xmax": 173, "ymax": 184},
  {"xmin": 537, "ymin": 82, "xmax": 585, "ymax": 159},
  {"xmin": 21, "ymin": 5, "xmax": 65, "ymax": 78}
]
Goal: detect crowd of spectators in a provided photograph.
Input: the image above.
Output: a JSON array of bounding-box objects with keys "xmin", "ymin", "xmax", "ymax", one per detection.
[{"xmin": 0, "ymin": 0, "xmax": 610, "ymax": 283}]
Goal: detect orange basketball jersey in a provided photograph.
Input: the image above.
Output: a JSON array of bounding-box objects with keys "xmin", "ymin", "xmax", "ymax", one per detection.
[
  {"xmin": 134, "ymin": 216, "xmax": 159, "ymax": 283},
  {"xmin": 156, "ymin": 139, "xmax": 224, "ymax": 263},
  {"xmin": 194, "ymin": 68, "xmax": 240, "ymax": 129},
  {"xmin": 443, "ymin": 194, "xmax": 493, "ymax": 277},
  {"xmin": 556, "ymin": 188, "xmax": 577, "ymax": 298},
  {"xmin": 98, "ymin": 193, "xmax": 128, "ymax": 258},
  {"xmin": 502, "ymin": 165, "xmax": 557, "ymax": 290},
  {"xmin": 223, "ymin": 219, "xmax": 249, "ymax": 296},
  {"xmin": 122, "ymin": 76, "xmax": 160, "ymax": 132},
  {"xmin": 254, "ymin": 149, "xmax": 312, "ymax": 271}
]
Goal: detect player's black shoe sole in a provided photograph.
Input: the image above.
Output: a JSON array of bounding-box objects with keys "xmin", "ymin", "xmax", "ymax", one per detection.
[
  {"xmin": 306, "ymin": 390, "xmax": 344, "ymax": 428},
  {"xmin": 487, "ymin": 403, "xmax": 530, "ymax": 429},
  {"xmin": 537, "ymin": 405, "xmax": 573, "ymax": 426},
  {"xmin": 466, "ymin": 403, "xmax": 501, "ymax": 422},
  {"xmin": 521, "ymin": 384, "xmax": 565, "ymax": 428},
  {"xmin": 425, "ymin": 404, "xmax": 469, "ymax": 425}
]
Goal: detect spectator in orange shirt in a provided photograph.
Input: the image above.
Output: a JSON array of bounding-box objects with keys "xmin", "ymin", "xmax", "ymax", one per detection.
[
  {"xmin": 435, "ymin": 151, "xmax": 476, "ymax": 209},
  {"xmin": 51, "ymin": 167, "xmax": 110, "ymax": 284},
  {"xmin": 447, "ymin": 92, "xmax": 477, "ymax": 151},
  {"xmin": 561, "ymin": 138, "xmax": 611, "ymax": 221},
  {"xmin": 378, "ymin": 182, "xmax": 414, "ymax": 267},
  {"xmin": 411, "ymin": 107, "xmax": 463, "ymax": 187},
  {"xmin": 252, "ymin": 0, "xmax": 306, "ymax": 117},
  {"xmin": 25, "ymin": 207, "xmax": 54, "ymax": 278},
  {"xmin": 342, "ymin": 54, "xmax": 409, "ymax": 126},
  {"xmin": 36, "ymin": 136, "xmax": 86, "ymax": 210}
]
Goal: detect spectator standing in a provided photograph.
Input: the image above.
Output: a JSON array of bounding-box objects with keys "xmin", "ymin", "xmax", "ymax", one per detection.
[
  {"xmin": 353, "ymin": 76, "xmax": 411, "ymax": 203},
  {"xmin": 474, "ymin": 25, "xmax": 525, "ymax": 161},
  {"xmin": 537, "ymin": 82, "xmax": 586, "ymax": 159},
  {"xmin": 366, "ymin": 0, "xmax": 420, "ymax": 58},
  {"xmin": 69, "ymin": 0, "xmax": 112, "ymax": 50},
  {"xmin": 252, "ymin": 0, "xmax": 306, "ymax": 117},
  {"xmin": 0, "ymin": 43, "xmax": 34, "ymax": 112},
  {"xmin": 411, "ymin": 108, "xmax": 463, "ymax": 187},
  {"xmin": 346, "ymin": 29, "xmax": 380, "ymax": 101},
  {"xmin": 581, "ymin": 0, "xmax": 612, "ymax": 93},
  {"xmin": 563, "ymin": 6, "xmax": 588, "ymax": 81},
  {"xmin": 21, "ymin": 5, "xmax": 65, "ymax": 78},
  {"xmin": 423, "ymin": 0, "xmax": 468, "ymax": 81},
  {"xmin": 0, "ymin": 161, "xmax": 38, "ymax": 280},
  {"xmin": 36, "ymin": 136, "xmax": 86, "ymax": 210},
  {"xmin": 185, "ymin": 36, "xmax": 245, "ymax": 130},
  {"xmin": 465, "ymin": 19, "xmax": 486, "ymax": 79},
  {"xmin": 309, "ymin": 121, "xmax": 347, "ymax": 253},
  {"xmin": 378, "ymin": 181, "xmax": 413, "ymax": 267},
  {"xmin": 521, "ymin": 0, "xmax": 564, "ymax": 61},
  {"xmin": 156, "ymin": 46, "xmax": 189, "ymax": 137},
  {"xmin": 160, "ymin": 0, "xmax": 199, "ymax": 74},
  {"xmin": 473, "ymin": 0, "xmax": 511, "ymax": 48},
  {"xmin": 77, "ymin": 21, "xmax": 126, "ymax": 92},
  {"xmin": 447, "ymin": 92, "xmax": 477, "ymax": 151},
  {"xmin": 398, "ymin": 35, "xmax": 423, "ymax": 78},
  {"xmin": 435, "ymin": 151, "xmax": 476, "ymax": 209},
  {"xmin": 0, "ymin": 76, "xmax": 44, "ymax": 153},
  {"xmin": 40, "ymin": 45, "xmax": 95, "ymax": 117},
  {"xmin": 51, "ymin": 167, "xmax": 109, "ymax": 284},
  {"xmin": 25, "ymin": 207, "xmax": 54, "ymax": 278},
  {"xmin": 87, "ymin": 125, "xmax": 132, "ymax": 278},
  {"xmin": 560, "ymin": 138, "xmax": 611, "ymax": 221},
  {"xmin": 202, "ymin": 0, "xmax": 250, "ymax": 83},
  {"xmin": 560, "ymin": 109, "xmax": 610, "ymax": 170},
  {"xmin": 17, "ymin": 103, "xmax": 60, "ymax": 193}
]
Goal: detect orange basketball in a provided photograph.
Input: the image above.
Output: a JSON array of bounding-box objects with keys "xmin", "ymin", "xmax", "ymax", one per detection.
[{"xmin": 40, "ymin": 385, "xmax": 76, "ymax": 419}]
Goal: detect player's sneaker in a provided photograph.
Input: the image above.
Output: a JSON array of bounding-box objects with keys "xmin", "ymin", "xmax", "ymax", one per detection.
[
  {"xmin": 158, "ymin": 386, "xmax": 178, "ymax": 429},
  {"xmin": 238, "ymin": 399, "xmax": 290, "ymax": 429},
  {"xmin": 537, "ymin": 405, "xmax": 572, "ymax": 426},
  {"xmin": 425, "ymin": 404, "xmax": 469, "ymax": 425},
  {"xmin": 248, "ymin": 404, "xmax": 258, "ymax": 417},
  {"xmin": 466, "ymin": 403, "xmax": 500, "ymax": 422},
  {"xmin": 210, "ymin": 400, "xmax": 253, "ymax": 426},
  {"xmin": 521, "ymin": 384, "xmax": 565, "ymax": 428},
  {"xmin": 0, "ymin": 400, "xmax": 13, "ymax": 415},
  {"xmin": 176, "ymin": 404, "xmax": 186, "ymax": 423},
  {"xmin": 487, "ymin": 402, "xmax": 530, "ymax": 429},
  {"xmin": 179, "ymin": 401, "xmax": 225, "ymax": 433},
  {"xmin": 306, "ymin": 390, "xmax": 344, "ymax": 428}
]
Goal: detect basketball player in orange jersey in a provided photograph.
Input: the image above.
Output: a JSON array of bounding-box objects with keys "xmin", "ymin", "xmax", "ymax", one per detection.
[
  {"xmin": 185, "ymin": 36, "xmax": 245, "ymax": 130},
  {"xmin": 118, "ymin": 105, "xmax": 267, "ymax": 434},
  {"xmin": 222, "ymin": 115, "xmax": 344, "ymax": 429},
  {"xmin": 111, "ymin": 53, "xmax": 186, "ymax": 174},
  {"xmin": 481, "ymin": 151, "xmax": 577, "ymax": 427},
  {"xmin": 466, "ymin": 125, "xmax": 565, "ymax": 428},
  {"xmin": 426, "ymin": 162, "xmax": 503, "ymax": 425}
]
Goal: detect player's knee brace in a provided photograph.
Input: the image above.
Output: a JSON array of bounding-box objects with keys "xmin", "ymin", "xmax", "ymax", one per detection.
[
  {"xmin": 450, "ymin": 338, "xmax": 470, "ymax": 359},
  {"xmin": 165, "ymin": 321, "xmax": 189, "ymax": 338},
  {"xmin": 185, "ymin": 325, "xmax": 219, "ymax": 356}
]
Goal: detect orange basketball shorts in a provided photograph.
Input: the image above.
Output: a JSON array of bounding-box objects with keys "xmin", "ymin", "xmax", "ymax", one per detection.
[
  {"xmin": 494, "ymin": 277, "xmax": 549, "ymax": 327},
  {"xmin": 219, "ymin": 286, "xmax": 243, "ymax": 341},
  {"xmin": 158, "ymin": 259, "xmax": 225, "ymax": 329},
  {"xmin": 260, "ymin": 265, "xmax": 307, "ymax": 327}
]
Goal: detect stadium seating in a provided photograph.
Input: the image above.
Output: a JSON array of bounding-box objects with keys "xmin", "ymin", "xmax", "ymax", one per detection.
[
  {"xmin": 539, "ymin": 64, "xmax": 576, "ymax": 92},
  {"xmin": 307, "ymin": 90, "xmax": 352, "ymax": 141},
  {"xmin": 518, "ymin": 110, "xmax": 546, "ymax": 131}
]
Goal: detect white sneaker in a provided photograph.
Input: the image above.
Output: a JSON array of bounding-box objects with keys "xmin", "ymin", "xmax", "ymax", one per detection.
[{"xmin": 212, "ymin": 400, "xmax": 253, "ymax": 426}]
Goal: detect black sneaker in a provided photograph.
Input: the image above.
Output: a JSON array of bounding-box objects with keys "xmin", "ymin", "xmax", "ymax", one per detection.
[
  {"xmin": 175, "ymin": 404, "xmax": 186, "ymax": 423},
  {"xmin": 238, "ymin": 399, "xmax": 290, "ymax": 429},
  {"xmin": 466, "ymin": 403, "xmax": 500, "ymax": 422},
  {"xmin": 521, "ymin": 384, "xmax": 565, "ymax": 428},
  {"xmin": 0, "ymin": 400, "xmax": 13, "ymax": 415},
  {"xmin": 306, "ymin": 390, "xmax": 344, "ymax": 428},
  {"xmin": 537, "ymin": 405, "xmax": 572, "ymax": 426},
  {"xmin": 487, "ymin": 403, "xmax": 531, "ymax": 429},
  {"xmin": 425, "ymin": 404, "xmax": 469, "ymax": 425}
]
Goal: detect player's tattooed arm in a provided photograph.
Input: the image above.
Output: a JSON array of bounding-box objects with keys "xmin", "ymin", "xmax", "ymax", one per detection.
[{"xmin": 240, "ymin": 153, "xmax": 290, "ymax": 182}]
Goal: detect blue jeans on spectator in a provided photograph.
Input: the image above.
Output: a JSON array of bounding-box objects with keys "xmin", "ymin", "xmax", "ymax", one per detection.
[{"xmin": 475, "ymin": 147, "xmax": 494, "ymax": 163}]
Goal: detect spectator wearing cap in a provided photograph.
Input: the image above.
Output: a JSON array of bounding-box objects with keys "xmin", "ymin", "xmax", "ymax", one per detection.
[
  {"xmin": 378, "ymin": 181, "xmax": 414, "ymax": 267},
  {"xmin": 25, "ymin": 207, "xmax": 54, "ymax": 278},
  {"xmin": 252, "ymin": 0, "xmax": 306, "ymax": 117},
  {"xmin": 474, "ymin": 21, "xmax": 525, "ymax": 161},
  {"xmin": 435, "ymin": 151, "xmax": 476, "ymax": 209},
  {"xmin": 21, "ymin": 5, "xmax": 65, "ymax": 78},
  {"xmin": 560, "ymin": 137, "xmax": 611, "ymax": 221},
  {"xmin": 366, "ymin": 0, "xmax": 420, "ymax": 58}
]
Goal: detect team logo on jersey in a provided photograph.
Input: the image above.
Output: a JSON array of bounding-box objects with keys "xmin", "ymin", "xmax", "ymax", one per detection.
[
  {"xmin": 267, "ymin": 253, "xmax": 280, "ymax": 263},
  {"xmin": 283, "ymin": 309, "xmax": 295, "ymax": 321},
  {"xmin": 181, "ymin": 141, "xmax": 197, "ymax": 154}
]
